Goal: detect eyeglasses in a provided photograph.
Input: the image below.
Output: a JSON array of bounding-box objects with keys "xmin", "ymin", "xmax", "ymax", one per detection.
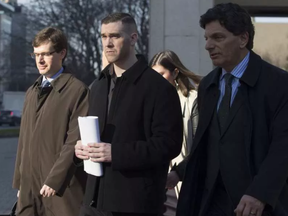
[{"xmin": 30, "ymin": 50, "xmax": 56, "ymax": 59}]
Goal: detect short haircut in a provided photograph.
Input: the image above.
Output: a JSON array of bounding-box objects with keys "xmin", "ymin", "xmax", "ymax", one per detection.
[
  {"xmin": 32, "ymin": 27, "xmax": 68, "ymax": 61},
  {"xmin": 101, "ymin": 12, "xmax": 137, "ymax": 33},
  {"xmin": 200, "ymin": 3, "xmax": 255, "ymax": 50}
]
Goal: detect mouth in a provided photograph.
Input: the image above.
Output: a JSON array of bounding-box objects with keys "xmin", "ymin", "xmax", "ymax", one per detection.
[
  {"xmin": 210, "ymin": 53, "xmax": 220, "ymax": 59},
  {"xmin": 106, "ymin": 50, "xmax": 115, "ymax": 55},
  {"xmin": 38, "ymin": 66, "xmax": 47, "ymax": 70}
]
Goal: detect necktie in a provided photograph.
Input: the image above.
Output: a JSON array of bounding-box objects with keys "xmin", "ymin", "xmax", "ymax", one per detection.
[
  {"xmin": 218, "ymin": 73, "xmax": 234, "ymax": 133},
  {"xmin": 42, "ymin": 80, "xmax": 51, "ymax": 88}
]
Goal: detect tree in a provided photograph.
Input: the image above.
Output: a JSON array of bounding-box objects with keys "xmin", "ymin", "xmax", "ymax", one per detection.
[{"xmin": 22, "ymin": 0, "xmax": 150, "ymax": 85}]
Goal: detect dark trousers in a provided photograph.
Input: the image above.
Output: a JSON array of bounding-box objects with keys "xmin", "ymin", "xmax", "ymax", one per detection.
[
  {"xmin": 203, "ymin": 175, "xmax": 234, "ymax": 216},
  {"xmin": 79, "ymin": 205, "xmax": 158, "ymax": 216}
]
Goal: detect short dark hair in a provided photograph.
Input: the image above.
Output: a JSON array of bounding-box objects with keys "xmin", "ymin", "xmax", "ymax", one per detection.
[
  {"xmin": 32, "ymin": 27, "xmax": 68, "ymax": 61},
  {"xmin": 101, "ymin": 12, "xmax": 137, "ymax": 32},
  {"xmin": 200, "ymin": 3, "xmax": 255, "ymax": 50}
]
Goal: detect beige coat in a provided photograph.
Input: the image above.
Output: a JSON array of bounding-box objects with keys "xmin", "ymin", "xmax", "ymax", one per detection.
[
  {"xmin": 13, "ymin": 71, "xmax": 89, "ymax": 216},
  {"xmin": 171, "ymin": 88, "xmax": 197, "ymax": 197}
]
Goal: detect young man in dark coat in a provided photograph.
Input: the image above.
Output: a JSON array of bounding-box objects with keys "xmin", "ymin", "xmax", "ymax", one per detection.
[
  {"xmin": 13, "ymin": 27, "xmax": 89, "ymax": 216},
  {"xmin": 75, "ymin": 13, "xmax": 183, "ymax": 216},
  {"xmin": 177, "ymin": 3, "xmax": 288, "ymax": 216}
]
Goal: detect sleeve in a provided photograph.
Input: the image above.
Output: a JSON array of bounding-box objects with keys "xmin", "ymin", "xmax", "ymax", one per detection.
[
  {"xmin": 173, "ymin": 96, "xmax": 199, "ymax": 180},
  {"xmin": 175, "ymin": 81, "xmax": 203, "ymax": 181},
  {"xmin": 12, "ymin": 89, "xmax": 31, "ymax": 189},
  {"xmin": 191, "ymin": 97, "xmax": 199, "ymax": 138},
  {"xmin": 44, "ymin": 86, "xmax": 89, "ymax": 196},
  {"xmin": 246, "ymin": 86, "xmax": 288, "ymax": 208},
  {"xmin": 172, "ymin": 156, "xmax": 189, "ymax": 181},
  {"xmin": 111, "ymin": 83, "xmax": 183, "ymax": 171}
]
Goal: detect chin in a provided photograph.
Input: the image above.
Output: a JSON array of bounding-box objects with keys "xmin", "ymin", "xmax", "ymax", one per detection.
[
  {"xmin": 107, "ymin": 56, "xmax": 119, "ymax": 63},
  {"xmin": 211, "ymin": 60, "xmax": 223, "ymax": 68},
  {"xmin": 39, "ymin": 69, "xmax": 51, "ymax": 76}
]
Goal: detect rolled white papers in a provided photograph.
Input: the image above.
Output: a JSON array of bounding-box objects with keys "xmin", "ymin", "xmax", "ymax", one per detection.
[{"xmin": 78, "ymin": 116, "xmax": 103, "ymax": 176}]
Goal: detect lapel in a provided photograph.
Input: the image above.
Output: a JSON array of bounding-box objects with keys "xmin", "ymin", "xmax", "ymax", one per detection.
[
  {"xmin": 191, "ymin": 69, "xmax": 221, "ymax": 154},
  {"xmin": 220, "ymin": 51, "xmax": 262, "ymax": 137},
  {"xmin": 191, "ymin": 51, "xmax": 262, "ymax": 155},
  {"xmin": 220, "ymin": 84, "xmax": 246, "ymax": 136},
  {"xmin": 89, "ymin": 67, "xmax": 110, "ymax": 135}
]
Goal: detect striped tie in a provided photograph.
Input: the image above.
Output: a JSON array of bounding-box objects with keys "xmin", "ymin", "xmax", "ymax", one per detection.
[{"xmin": 42, "ymin": 80, "xmax": 51, "ymax": 88}]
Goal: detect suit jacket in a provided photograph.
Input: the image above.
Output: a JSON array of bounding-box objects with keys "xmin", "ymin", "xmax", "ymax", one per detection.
[
  {"xmin": 176, "ymin": 51, "xmax": 288, "ymax": 216},
  {"xmin": 13, "ymin": 70, "xmax": 89, "ymax": 216},
  {"xmin": 84, "ymin": 57, "xmax": 183, "ymax": 213}
]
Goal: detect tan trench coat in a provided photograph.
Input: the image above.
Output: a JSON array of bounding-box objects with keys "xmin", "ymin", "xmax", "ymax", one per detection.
[{"xmin": 12, "ymin": 71, "xmax": 89, "ymax": 216}]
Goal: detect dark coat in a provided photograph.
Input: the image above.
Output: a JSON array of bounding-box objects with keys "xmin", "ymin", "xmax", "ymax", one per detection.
[
  {"xmin": 84, "ymin": 57, "xmax": 183, "ymax": 213},
  {"xmin": 176, "ymin": 51, "xmax": 288, "ymax": 216},
  {"xmin": 13, "ymin": 70, "xmax": 89, "ymax": 216}
]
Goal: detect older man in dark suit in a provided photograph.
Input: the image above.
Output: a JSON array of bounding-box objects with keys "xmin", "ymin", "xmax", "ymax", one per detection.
[{"xmin": 177, "ymin": 3, "xmax": 288, "ymax": 216}]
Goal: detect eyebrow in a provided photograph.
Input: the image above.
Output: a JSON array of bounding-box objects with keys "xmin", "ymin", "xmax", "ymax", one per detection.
[
  {"xmin": 204, "ymin": 32, "xmax": 225, "ymax": 37},
  {"xmin": 101, "ymin": 33, "xmax": 121, "ymax": 37},
  {"xmin": 33, "ymin": 50, "xmax": 54, "ymax": 53}
]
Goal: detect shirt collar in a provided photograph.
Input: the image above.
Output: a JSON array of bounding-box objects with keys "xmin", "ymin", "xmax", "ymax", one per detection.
[
  {"xmin": 42, "ymin": 67, "xmax": 64, "ymax": 83},
  {"xmin": 220, "ymin": 52, "xmax": 250, "ymax": 81}
]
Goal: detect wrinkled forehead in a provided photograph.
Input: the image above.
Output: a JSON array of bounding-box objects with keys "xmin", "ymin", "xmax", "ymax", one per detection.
[{"xmin": 204, "ymin": 21, "xmax": 231, "ymax": 36}]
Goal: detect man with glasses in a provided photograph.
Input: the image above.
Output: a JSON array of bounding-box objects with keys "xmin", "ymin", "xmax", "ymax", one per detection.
[{"xmin": 12, "ymin": 27, "xmax": 89, "ymax": 216}]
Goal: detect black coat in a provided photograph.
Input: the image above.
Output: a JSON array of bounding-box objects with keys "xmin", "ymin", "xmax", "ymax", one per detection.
[
  {"xmin": 176, "ymin": 51, "xmax": 288, "ymax": 216},
  {"xmin": 84, "ymin": 58, "xmax": 183, "ymax": 213}
]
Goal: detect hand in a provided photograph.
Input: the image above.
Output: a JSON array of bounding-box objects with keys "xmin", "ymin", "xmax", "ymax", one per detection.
[
  {"xmin": 166, "ymin": 171, "xmax": 180, "ymax": 189},
  {"xmin": 88, "ymin": 142, "xmax": 112, "ymax": 162},
  {"xmin": 17, "ymin": 190, "xmax": 19, "ymax": 198},
  {"xmin": 40, "ymin": 184, "xmax": 56, "ymax": 197},
  {"xmin": 234, "ymin": 195, "xmax": 265, "ymax": 216},
  {"xmin": 75, "ymin": 140, "xmax": 89, "ymax": 160}
]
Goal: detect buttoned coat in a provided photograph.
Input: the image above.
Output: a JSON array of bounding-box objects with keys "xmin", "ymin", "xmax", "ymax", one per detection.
[{"xmin": 13, "ymin": 70, "xmax": 89, "ymax": 216}]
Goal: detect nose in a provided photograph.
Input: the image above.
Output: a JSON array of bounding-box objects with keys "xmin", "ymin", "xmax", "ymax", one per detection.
[
  {"xmin": 205, "ymin": 38, "xmax": 214, "ymax": 51},
  {"xmin": 106, "ymin": 37, "xmax": 113, "ymax": 48},
  {"xmin": 37, "ymin": 55, "xmax": 45, "ymax": 63}
]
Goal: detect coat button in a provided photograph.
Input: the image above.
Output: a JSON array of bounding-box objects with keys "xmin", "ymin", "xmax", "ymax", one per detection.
[{"xmin": 90, "ymin": 200, "xmax": 95, "ymax": 206}]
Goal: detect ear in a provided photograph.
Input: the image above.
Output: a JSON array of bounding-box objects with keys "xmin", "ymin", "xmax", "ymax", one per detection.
[
  {"xmin": 239, "ymin": 32, "xmax": 249, "ymax": 49},
  {"xmin": 60, "ymin": 49, "xmax": 67, "ymax": 59},
  {"xmin": 173, "ymin": 68, "xmax": 179, "ymax": 79},
  {"xmin": 130, "ymin": 32, "xmax": 138, "ymax": 46}
]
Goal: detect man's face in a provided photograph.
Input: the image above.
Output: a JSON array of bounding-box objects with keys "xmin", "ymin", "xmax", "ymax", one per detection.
[
  {"xmin": 101, "ymin": 21, "xmax": 134, "ymax": 64},
  {"xmin": 204, "ymin": 20, "xmax": 247, "ymax": 71},
  {"xmin": 33, "ymin": 41, "xmax": 66, "ymax": 78}
]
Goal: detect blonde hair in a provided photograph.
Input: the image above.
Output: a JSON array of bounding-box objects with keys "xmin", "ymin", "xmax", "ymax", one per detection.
[{"xmin": 150, "ymin": 50, "xmax": 202, "ymax": 97}]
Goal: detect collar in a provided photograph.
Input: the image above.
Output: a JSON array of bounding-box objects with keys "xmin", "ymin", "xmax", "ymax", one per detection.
[
  {"xmin": 240, "ymin": 51, "xmax": 262, "ymax": 87},
  {"xmin": 220, "ymin": 52, "xmax": 250, "ymax": 81},
  {"xmin": 98, "ymin": 55, "xmax": 148, "ymax": 83},
  {"xmin": 33, "ymin": 67, "xmax": 72, "ymax": 92},
  {"xmin": 205, "ymin": 51, "xmax": 262, "ymax": 89},
  {"xmin": 42, "ymin": 67, "xmax": 64, "ymax": 83}
]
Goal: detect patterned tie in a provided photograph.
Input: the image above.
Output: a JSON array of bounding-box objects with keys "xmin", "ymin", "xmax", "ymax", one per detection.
[
  {"xmin": 42, "ymin": 80, "xmax": 51, "ymax": 88},
  {"xmin": 218, "ymin": 73, "xmax": 234, "ymax": 133}
]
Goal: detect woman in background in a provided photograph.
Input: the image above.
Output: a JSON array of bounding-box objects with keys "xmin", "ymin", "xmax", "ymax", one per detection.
[{"xmin": 150, "ymin": 50, "xmax": 201, "ymax": 216}]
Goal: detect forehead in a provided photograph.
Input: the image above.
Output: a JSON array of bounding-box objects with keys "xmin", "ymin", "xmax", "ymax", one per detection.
[
  {"xmin": 204, "ymin": 20, "xmax": 231, "ymax": 36},
  {"xmin": 33, "ymin": 41, "xmax": 53, "ymax": 52},
  {"xmin": 101, "ymin": 21, "xmax": 125, "ymax": 34},
  {"xmin": 152, "ymin": 64, "xmax": 170, "ymax": 73}
]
